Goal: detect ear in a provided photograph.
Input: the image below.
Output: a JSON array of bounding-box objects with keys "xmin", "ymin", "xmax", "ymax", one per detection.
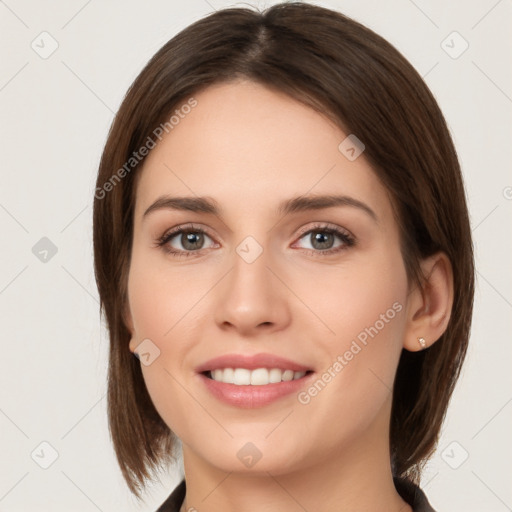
[
  {"xmin": 122, "ymin": 301, "xmax": 137, "ymax": 353},
  {"xmin": 403, "ymin": 252, "xmax": 454, "ymax": 352},
  {"xmin": 128, "ymin": 338, "xmax": 137, "ymax": 354}
]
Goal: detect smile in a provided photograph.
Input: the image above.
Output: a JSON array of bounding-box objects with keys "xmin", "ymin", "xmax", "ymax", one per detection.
[
  {"xmin": 196, "ymin": 352, "xmax": 315, "ymax": 407},
  {"xmin": 205, "ymin": 368, "xmax": 310, "ymax": 385}
]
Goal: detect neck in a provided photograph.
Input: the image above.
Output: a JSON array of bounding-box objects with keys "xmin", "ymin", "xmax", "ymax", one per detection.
[{"xmin": 178, "ymin": 399, "xmax": 412, "ymax": 512}]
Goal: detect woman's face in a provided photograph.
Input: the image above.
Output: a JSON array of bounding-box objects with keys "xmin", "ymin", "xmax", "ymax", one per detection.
[{"xmin": 126, "ymin": 80, "xmax": 412, "ymax": 475}]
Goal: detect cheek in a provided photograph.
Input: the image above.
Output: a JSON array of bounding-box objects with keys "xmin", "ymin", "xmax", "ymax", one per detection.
[
  {"xmin": 127, "ymin": 242, "xmax": 201, "ymax": 343},
  {"xmin": 297, "ymin": 246, "xmax": 408, "ymax": 359},
  {"xmin": 294, "ymin": 249, "xmax": 408, "ymax": 429},
  {"xmin": 127, "ymin": 250, "xmax": 210, "ymax": 438}
]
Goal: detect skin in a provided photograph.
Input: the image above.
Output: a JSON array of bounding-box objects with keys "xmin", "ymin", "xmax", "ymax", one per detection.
[{"xmin": 125, "ymin": 80, "xmax": 453, "ymax": 512}]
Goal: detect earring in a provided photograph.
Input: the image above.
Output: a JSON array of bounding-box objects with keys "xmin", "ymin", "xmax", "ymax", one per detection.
[{"xmin": 417, "ymin": 337, "xmax": 427, "ymax": 349}]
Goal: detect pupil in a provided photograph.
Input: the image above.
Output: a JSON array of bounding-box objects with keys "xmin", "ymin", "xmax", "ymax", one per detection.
[
  {"xmin": 312, "ymin": 231, "xmax": 333, "ymax": 250},
  {"xmin": 183, "ymin": 231, "xmax": 203, "ymax": 250}
]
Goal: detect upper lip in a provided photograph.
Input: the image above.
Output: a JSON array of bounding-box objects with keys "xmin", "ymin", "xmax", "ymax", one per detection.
[{"xmin": 195, "ymin": 353, "xmax": 313, "ymax": 373}]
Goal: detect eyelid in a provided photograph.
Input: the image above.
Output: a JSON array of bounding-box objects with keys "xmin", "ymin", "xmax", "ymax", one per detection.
[
  {"xmin": 158, "ymin": 222, "xmax": 216, "ymax": 241},
  {"xmin": 157, "ymin": 222, "xmax": 351, "ymax": 244},
  {"xmin": 156, "ymin": 221, "xmax": 355, "ymax": 257},
  {"xmin": 294, "ymin": 221, "xmax": 353, "ymax": 239}
]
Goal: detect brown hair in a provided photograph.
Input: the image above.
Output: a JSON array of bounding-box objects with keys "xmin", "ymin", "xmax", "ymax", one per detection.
[{"xmin": 93, "ymin": 1, "xmax": 474, "ymax": 498}]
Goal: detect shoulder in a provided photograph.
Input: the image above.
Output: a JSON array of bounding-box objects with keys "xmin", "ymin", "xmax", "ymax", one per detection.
[
  {"xmin": 155, "ymin": 479, "xmax": 186, "ymax": 512},
  {"xmin": 394, "ymin": 477, "xmax": 437, "ymax": 512}
]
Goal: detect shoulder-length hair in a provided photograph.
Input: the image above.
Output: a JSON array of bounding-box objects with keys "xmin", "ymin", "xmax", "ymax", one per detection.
[{"xmin": 93, "ymin": 1, "xmax": 474, "ymax": 498}]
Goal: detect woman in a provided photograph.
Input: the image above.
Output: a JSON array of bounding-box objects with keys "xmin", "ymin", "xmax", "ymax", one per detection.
[{"xmin": 93, "ymin": 3, "xmax": 474, "ymax": 511}]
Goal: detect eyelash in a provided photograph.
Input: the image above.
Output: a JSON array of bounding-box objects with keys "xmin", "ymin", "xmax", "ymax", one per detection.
[{"xmin": 156, "ymin": 222, "xmax": 356, "ymax": 258}]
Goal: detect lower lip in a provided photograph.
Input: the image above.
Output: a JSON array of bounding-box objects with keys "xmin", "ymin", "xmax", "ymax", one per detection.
[{"xmin": 199, "ymin": 372, "xmax": 315, "ymax": 408}]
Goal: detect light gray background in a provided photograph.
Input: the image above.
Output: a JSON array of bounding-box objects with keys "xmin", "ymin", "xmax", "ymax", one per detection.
[{"xmin": 0, "ymin": 0, "xmax": 511, "ymax": 510}]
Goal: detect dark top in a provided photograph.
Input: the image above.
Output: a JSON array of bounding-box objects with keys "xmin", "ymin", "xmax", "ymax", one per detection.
[{"xmin": 155, "ymin": 477, "xmax": 436, "ymax": 511}]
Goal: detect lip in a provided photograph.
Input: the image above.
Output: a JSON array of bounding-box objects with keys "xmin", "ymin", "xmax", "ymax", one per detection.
[
  {"xmin": 198, "ymin": 371, "xmax": 316, "ymax": 408},
  {"xmin": 195, "ymin": 352, "xmax": 313, "ymax": 373},
  {"xmin": 195, "ymin": 352, "xmax": 315, "ymax": 409}
]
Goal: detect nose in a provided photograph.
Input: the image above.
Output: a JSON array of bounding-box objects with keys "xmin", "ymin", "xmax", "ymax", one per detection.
[{"xmin": 214, "ymin": 239, "xmax": 291, "ymax": 337}]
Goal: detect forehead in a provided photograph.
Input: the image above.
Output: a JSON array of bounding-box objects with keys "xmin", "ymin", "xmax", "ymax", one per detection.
[{"xmin": 133, "ymin": 80, "xmax": 391, "ymax": 222}]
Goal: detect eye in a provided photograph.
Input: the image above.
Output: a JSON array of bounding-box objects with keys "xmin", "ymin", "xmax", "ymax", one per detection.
[
  {"xmin": 156, "ymin": 223, "xmax": 217, "ymax": 258},
  {"xmin": 292, "ymin": 223, "xmax": 355, "ymax": 256},
  {"xmin": 156, "ymin": 222, "xmax": 355, "ymax": 258}
]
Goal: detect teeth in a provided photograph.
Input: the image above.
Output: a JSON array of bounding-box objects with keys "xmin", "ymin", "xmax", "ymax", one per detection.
[
  {"xmin": 234, "ymin": 368, "xmax": 251, "ymax": 385},
  {"xmin": 209, "ymin": 368, "xmax": 307, "ymax": 385},
  {"xmin": 250, "ymin": 368, "xmax": 268, "ymax": 385},
  {"xmin": 222, "ymin": 368, "xmax": 234, "ymax": 383},
  {"xmin": 282, "ymin": 369, "xmax": 294, "ymax": 381},
  {"xmin": 269, "ymin": 368, "xmax": 282, "ymax": 383}
]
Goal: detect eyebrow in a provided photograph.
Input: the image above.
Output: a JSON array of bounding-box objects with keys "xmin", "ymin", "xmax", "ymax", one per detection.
[{"xmin": 142, "ymin": 194, "xmax": 377, "ymax": 221}]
